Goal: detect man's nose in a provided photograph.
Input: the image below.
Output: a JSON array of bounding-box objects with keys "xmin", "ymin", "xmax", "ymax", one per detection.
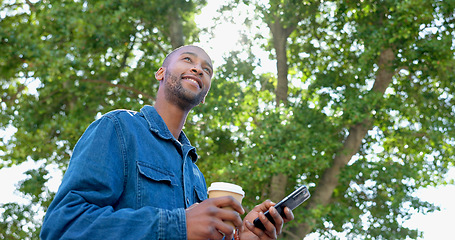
[{"xmin": 191, "ymin": 66, "xmax": 203, "ymax": 75}]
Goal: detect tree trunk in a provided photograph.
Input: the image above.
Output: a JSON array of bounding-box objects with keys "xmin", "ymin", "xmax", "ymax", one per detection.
[
  {"xmin": 270, "ymin": 173, "xmax": 288, "ymax": 202},
  {"xmin": 269, "ymin": 18, "xmax": 292, "ymax": 105},
  {"xmin": 268, "ymin": 16, "xmax": 296, "ymax": 206},
  {"xmin": 292, "ymin": 48, "xmax": 396, "ymax": 239},
  {"xmin": 167, "ymin": 7, "xmax": 184, "ymax": 49}
]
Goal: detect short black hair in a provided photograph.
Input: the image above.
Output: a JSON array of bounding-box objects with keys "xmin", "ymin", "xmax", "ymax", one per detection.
[{"xmin": 162, "ymin": 45, "xmax": 207, "ymax": 67}]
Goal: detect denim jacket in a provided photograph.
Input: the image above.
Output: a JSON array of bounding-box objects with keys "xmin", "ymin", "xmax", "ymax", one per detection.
[{"xmin": 40, "ymin": 105, "xmax": 208, "ymax": 239}]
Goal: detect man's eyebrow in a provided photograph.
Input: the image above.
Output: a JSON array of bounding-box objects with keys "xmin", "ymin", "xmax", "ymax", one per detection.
[{"xmin": 181, "ymin": 52, "xmax": 213, "ymax": 72}]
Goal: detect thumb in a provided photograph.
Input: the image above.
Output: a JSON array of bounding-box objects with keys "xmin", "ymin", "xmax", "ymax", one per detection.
[{"xmin": 187, "ymin": 202, "xmax": 199, "ymax": 210}]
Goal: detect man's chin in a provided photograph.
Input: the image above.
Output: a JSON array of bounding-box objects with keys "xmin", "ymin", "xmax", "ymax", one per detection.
[{"xmin": 167, "ymin": 95, "xmax": 204, "ymax": 110}]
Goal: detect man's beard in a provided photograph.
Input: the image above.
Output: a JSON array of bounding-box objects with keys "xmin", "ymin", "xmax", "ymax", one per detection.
[{"xmin": 163, "ymin": 71, "xmax": 207, "ymax": 110}]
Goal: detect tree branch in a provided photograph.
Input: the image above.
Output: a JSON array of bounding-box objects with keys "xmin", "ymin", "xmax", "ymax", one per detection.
[
  {"xmin": 81, "ymin": 79, "xmax": 155, "ymax": 101},
  {"xmin": 24, "ymin": 0, "xmax": 36, "ymax": 12},
  {"xmin": 118, "ymin": 34, "xmax": 137, "ymax": 73},
  {"xmin": 1, "ymin": 84, "xmax": 27, "ymax": 104},
  {"xmin": 148, "ymin": 36, "xmax": 168, "ymax": 53},
  {"xmin": 292, "ymin": 47, "xmax": 397, "ymax": 239}
]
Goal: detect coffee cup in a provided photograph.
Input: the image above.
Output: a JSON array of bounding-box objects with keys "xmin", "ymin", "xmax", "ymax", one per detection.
[{"xmin": 208, "ymin": 182, "xmax": 245, "ymax": 227}]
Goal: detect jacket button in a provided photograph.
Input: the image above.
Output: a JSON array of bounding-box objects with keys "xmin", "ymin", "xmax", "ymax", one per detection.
[{"xmin": 186, "ymin": 198, "xmax": 190, "ymax": 205}]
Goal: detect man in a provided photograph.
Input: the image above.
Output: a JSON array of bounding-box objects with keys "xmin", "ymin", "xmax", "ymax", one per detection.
[{"xmin": 40, "ymin": 45, "xmax": 293, "ymax": 240}]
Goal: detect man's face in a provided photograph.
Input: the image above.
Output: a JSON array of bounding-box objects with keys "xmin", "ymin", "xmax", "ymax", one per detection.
[{"xmin": 159, "ymin": 46, "xmax": 213, "ymax": 109}]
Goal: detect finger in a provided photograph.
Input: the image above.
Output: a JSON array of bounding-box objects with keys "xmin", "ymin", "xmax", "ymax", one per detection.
[
  {"xmin": 245, "ymin": 220, "xmax": 267, "ymax": 239},
  {"xmin": 258, "ymin": 211, "xmax": 277, "ymax": 239},
  {"xmin": 216, "ymin": 208, "xmax": 243, "ymax": 228},
  {"xmin": 211, "ymin": 230, "xmax": 225, "ymax": 240},
  {"xmin": 283, "ymin": 207, "xmax": 294, "ymax": 223},
  {"xmin": 253, "ymin": 200, "xmax": 276, "ymax": 213},
  {"xmin": 187, "ymin": 202, "xmax": 199, "ymax": 210},
  {"xmin": 265, "ymin": 200, "xmax": 276, "ymax": 208},
  {"xmin": 269, "ymin": 207, "xmax": 284, "ymax": 235},
  {"xmin": 203, "ymin": 202, "xmax": 243, "ymax": 229},
  {"xmin": 212, "ymin": 196, "xmax": 245, "ymax": 215},
  {"xmin": 205, "ymin": 223, "xmax": 225, "ymax": 240},
  {"xmin": 223, "ymin": 228, "xmax": 235, "ymax": 240},
  {"xmin": 213, "ymin": 220, "xmax": 235, "ymax": 239}
]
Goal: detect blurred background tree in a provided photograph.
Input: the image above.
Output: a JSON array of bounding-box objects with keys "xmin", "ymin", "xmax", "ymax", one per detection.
[{"xmin": 1, "ymin": 0, "xmax": 454, "ymax": 239}]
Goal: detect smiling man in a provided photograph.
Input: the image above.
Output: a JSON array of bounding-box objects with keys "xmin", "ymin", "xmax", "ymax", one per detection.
[
  {"xmin": 40, "ymin": 45, "xmax": 293, "ymax": 240},
  {"xmin": 157, "ymin": 46, "xmax": 213, "ymax": 111}
]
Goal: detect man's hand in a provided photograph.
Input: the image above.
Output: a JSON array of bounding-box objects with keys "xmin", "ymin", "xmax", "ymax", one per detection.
[
  {"xmin": 240, "ymin": 200, "xmax": 294, "ymax": 240},
  {"xmin": 186, "ymin": 196, "xmax": 245, "ymax": 240}
]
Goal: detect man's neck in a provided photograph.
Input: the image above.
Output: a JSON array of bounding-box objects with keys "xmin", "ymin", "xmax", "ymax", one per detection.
[{"xmin": 154, "ymin": 100, "xmax": 190, "ymax": 140}]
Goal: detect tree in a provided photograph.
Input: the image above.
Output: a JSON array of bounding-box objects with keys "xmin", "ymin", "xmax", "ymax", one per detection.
[
  {"xmin": 0, "ymin": 0, "xmax": 205, "ymax": 238},
  {"xmin": 1, "ymin": 0, "xmax": 455, "ymax": 239},
  {"xmin": 217, "ymin": 0, "xmax": 455, "ymax": 239}
]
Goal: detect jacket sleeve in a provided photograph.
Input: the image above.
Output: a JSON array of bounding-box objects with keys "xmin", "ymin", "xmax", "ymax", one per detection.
[{"xmin": 40, "ymin": 116, "xmax": 187, "ymax": 240}]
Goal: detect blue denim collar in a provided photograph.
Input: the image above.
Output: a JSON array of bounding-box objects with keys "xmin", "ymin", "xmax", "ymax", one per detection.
[{"xmin": 141, "ymin": 105, "xmax": 198, "ymax": 162}]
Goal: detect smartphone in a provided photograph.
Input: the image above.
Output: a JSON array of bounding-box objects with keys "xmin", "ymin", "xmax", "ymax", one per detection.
[{"xmin": 253, "ymin": 185, "xmax": 310, "ymax": 231}]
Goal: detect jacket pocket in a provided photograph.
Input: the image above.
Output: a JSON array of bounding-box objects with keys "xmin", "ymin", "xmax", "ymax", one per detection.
[
  {"xmin": 137, "ymin": 161, "xmax": 177, "ymax": 186},
  {"xmin": 194, "ymin": 186, "xmax": 207, "ymax": 203},
  {"xmin": 136, "ymin": 161, "xmax": 177, "ymax": 208}
]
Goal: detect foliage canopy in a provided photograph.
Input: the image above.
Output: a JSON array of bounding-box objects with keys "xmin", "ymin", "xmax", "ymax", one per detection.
[{"xmin": 1, "ymin": 0, "xmax": 454, "ymax": 239}]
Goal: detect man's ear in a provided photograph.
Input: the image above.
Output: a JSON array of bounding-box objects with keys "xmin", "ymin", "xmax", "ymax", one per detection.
[{"xmin": 155, "ymin": 67, "xmax": 165, "ymax": 81}]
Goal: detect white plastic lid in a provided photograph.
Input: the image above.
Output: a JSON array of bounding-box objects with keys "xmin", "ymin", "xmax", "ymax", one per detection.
[{"xmin": 207, "ymin": 182, "xmax": 245, "ymax": 196}]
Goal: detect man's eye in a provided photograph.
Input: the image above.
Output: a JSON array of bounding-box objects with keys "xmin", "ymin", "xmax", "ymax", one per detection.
[{"xmin": 183, "ymin": 57, "xmax": 191, "ymax": 61}]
